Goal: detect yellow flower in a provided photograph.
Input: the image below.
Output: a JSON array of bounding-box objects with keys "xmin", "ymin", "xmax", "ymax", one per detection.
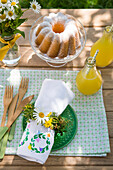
[
  {"xmin": 11, "ymin": 0, "xmax": 19, "ymax": 7},
  {"xmin": 5, "ymin": 22, "xmax": 9, "ymax": 27},
  {"xmin": 49, "ymin": 118, "xmax": 52, "ymax": 123},
  {"xmin": 11, "ymin": 2, "xmax": 16, "ymax": 6},
  {"xmin": 1, "ymin": 0, "xmax": 7, "ymax": 4},
  {"xmin": 28, "ymin": 144, "xmax": 32, "ymax": 150},
  {"xmin": 1, "ymin": 0, "xmax": 10, "ymax": 8},
  {"xmin": 44, "ymin": 119, "xmax": 52, "ymax": 128},
  {"xmin": 0, "ymin": 13, "xmax": 6, "ymax": 20},
  {"xmin": 32, "ymin": 4, "xmax": 36, "ymax": 10},
  {"xmin": 8, "ymin": 11, "xmax": 13, "ymax": 17},
  {"xmin": 39, "ymin": 112, "xmax": 44, "ymax": 118},
  {"xmin": 46, "ymin": 112, "xmax": 52, "ymax": 117}
]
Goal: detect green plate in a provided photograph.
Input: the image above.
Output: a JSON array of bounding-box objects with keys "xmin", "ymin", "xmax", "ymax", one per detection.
[{"xmin": 22, "ymin": 105, "xmax": 78, "ymax": 151}]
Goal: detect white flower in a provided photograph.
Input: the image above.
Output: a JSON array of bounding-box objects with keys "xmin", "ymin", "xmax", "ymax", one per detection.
[
  {"xmin": 6, "ymin": 6, "xmax": 16, "ymax": 20},
  {"xmin": 0, "ymin": 10, "xmax": 6, "ymax": 22},
  {"xmin": 0, "ymin": 6, "xmax": 2, "ymax": 12},
  {"xmin": 33, "ymin": 107, "xmax": 49, "ymax": 124},
  {"xmin": 0, "ymin": 0, "xmax": 10, "ymax": 8},
  {"xmin": 30, "ymin": 0, "xmax": 41, "ymax": 13},
  {"xmin": 10, "ymin": 0, "xmax": 19, "ymax": 8}
]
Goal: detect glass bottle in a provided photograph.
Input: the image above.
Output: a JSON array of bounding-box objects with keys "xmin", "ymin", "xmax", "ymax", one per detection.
[
  {"xmin": 90, "ymin": 25, "xmax": 113, "ymax": 67},
  {"xmin": 0, "ymin": 34, "xmax": 21, "ymax": 66},
  {"xmin": 76, "ymin": 57, "xmax": 102, "ymax": 95}
]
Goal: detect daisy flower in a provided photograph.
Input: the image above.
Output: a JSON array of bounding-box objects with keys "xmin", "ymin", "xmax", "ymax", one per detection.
[
  {"xmin": 0, "ymin": 10, "xmax": 6, "ymax": 22},
  {"xmin": 0, "ymin": 6, "xmax": 2, "ymax": 12},
  {"xmin": 0, "ymin": 0, "xmax": 10, "ymax": 8},
  {"xmin": 6, "ymin": 6, "xmax": 16, "ymax": 20},
  {"xmin": 30, "ymin": 0, "xmax": 41, "ymax": 13},
  {"xmin": 10, "ymin": 0, "xmax": 19, "ymax": 8},
  {"xmin": 33, "ymin": 107, "xmax": 49, "ymax": 124}
]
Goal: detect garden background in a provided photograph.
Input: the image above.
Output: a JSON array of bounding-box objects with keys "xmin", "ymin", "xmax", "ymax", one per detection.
[{"xmin": 19, "ymin": 0, "xmax": 113, "ymax": 8}]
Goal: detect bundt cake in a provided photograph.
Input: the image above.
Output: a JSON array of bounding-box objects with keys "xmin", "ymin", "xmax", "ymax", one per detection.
[{"xmin": 35, "ymin": 12, "xmax": 81, "ymax": 59}]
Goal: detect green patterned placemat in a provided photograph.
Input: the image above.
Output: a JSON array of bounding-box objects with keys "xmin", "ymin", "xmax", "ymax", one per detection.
[{"xmin": 0, "ymin": 69, "xmax": 110, "ymax": 156}]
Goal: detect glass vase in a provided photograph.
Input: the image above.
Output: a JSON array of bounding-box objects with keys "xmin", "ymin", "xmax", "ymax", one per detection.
[{"xmin": 0, "ymin": 34, "xmax": 21, "ymax": 66}]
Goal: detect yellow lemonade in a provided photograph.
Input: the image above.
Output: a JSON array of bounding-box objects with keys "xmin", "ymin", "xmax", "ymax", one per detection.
[
  {"xmin": 76, "ymin": 57, "xmax": 102, "ymax": 95},
  {"xmin": 90, "ymin": 26, "xmax": 113, "ymax": 67}
]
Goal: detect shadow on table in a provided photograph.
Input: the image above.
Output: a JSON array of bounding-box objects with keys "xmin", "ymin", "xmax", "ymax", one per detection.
[
  {"xmin": 0, "ymin": 8, "xmax": 113, "ymax": 169},
  {"xmin": 0, "ymin": 153, "xmax": 112, "ymax": 169},
  {"xmin": 17, "ymin": 8, "xmax": 113, "ymax": 69}
]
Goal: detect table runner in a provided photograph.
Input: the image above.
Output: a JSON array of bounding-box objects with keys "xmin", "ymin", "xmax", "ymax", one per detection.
[{"xmin": 0, "ymin": 69, "xmax": 110, "ymax": 156}]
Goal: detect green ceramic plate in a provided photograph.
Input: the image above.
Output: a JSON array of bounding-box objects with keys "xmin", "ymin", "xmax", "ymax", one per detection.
[{"xmin": 22, "ymin": 105, "xmax": 78, "ymax": 151}]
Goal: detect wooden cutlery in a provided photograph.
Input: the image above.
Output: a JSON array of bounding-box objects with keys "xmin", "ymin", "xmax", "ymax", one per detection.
[
  {"xmin": 0, "ymin": 95, "xmax": 34, "ymax": 140},
  {"xmin": 8, "ymin": 94, "xmax": 19, "ymax": 141},
  {"xmin": 9, "ymin": 77, "xmax": 29, "ymax": 141},
  {"xmin": 0, "ymin": 94, "xmax": 19, "ymax": 158},
  {"xmin": 0, "ymin": 86, "xmax": 13, "ymax": 150},
  {"xmin": 1, "ymin": 86, "xmax": 13, "ymax": 127},
  {"xmin": 0, "ymin": 94, "xmax": 34, "ymax": 159},
  {"xmin": 0, "ymin": 77, "xmax": 33, "ymax": 159}
]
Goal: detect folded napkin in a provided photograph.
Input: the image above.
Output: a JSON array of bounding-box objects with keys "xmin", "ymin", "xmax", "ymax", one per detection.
[
  {"xmin": 17, "ymin": 79, "xmax": 75, "ymax": 164},
  {"xmin": 35, "ymin": 79, "xmax": 75, "ymax": 115},
  {"xmin": 17, "ymin": 121, "xmax": 54, "ymax": 164}
]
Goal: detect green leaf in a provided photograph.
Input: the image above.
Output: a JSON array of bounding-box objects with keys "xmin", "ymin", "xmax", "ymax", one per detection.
[
  {"xmin": 46, "ymin": 140, "xmax": 50, "ymax": 145},
  {"xmin": 14, "ymin": 29, "xmax": 25, "ymax": 38},
  {"xmin": 36, "ymin": 150, "xmax": 40, "ymax": 153},
  {"xmin": 46, "ymin": 145, "xmax": 49, "ymax": 151},
  {"xmin": 39, "ymin": 133, "xmax": 43, "ymax": 139},
  {"xmin": 42, "ymin": 135, "xmax": 46, "ymax": 139},
  {"xmin": 32, "ymin": 143, "xmax": 35, "ymax": 147},
  {"xmin": 31, "ymin": 138, "xmax": 34, "ymax": 142},
  {"xmin": 25, "ymin": 137, "xmax": 28, "ymax": 141},
  {"xmin": 34, "ymin": 135, "xmax": 38, "ymax": 139},
  {"xmin": 41, "ymin": 148, "xmax": 45, "ymax": 153},
  {"xmin": 16, "ymin": 19, "xmax": 27, "ymax": 27}
]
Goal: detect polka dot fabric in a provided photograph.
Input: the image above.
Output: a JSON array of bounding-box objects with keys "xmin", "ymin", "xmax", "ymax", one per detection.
[{"xmin": 0, "ymin": 69, "xmax": 110, "ymax": 156}]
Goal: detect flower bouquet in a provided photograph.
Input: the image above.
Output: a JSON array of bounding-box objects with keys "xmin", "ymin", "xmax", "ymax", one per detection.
[
  {"xmin": 0, "ymin": 0, "xmax": 41, "ymax": 66},
  {"xmin": 23, "ymin": 103, "xmax": 69, "ymax": 136}
]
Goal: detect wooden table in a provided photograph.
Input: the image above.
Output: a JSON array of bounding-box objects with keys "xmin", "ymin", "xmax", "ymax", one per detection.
[{"xmin": 0, "ymin": 9, "xmax": 113, "ymax": 170}]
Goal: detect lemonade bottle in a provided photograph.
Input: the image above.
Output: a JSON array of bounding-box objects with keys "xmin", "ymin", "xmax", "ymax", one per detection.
[
  {"xmin": 90, "ymin": 25, "xmax": 113, "ymax": 67},
  {"xmin": 76, "ymin": 51, "xmax": 102, "ymax": 95}
]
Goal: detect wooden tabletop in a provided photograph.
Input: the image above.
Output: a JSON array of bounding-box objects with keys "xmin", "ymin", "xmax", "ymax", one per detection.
[{"xmin": 0, "ymin": 9, "xmax": 113, "ymax": 170}]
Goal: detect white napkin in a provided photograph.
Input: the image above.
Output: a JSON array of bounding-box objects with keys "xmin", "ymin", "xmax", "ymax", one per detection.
[
  {"xmin": 17, "ymin": 121, "xmax": 54, "ymax": 164},
  {"xmin": 35, "ymin": 79, "xmax": 75, "ymax": 115},
  {"xmin": 17, "ymin": 79, "xmax": 74, "ymax": 164}
]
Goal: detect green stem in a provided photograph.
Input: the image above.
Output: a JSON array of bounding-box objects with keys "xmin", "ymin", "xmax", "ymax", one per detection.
[
  {"xmin": 22, "ymin": 9, "xmax": 29, "ymax": 13},
  {"xmin": 2, "ymin": 22, "xmax": 3, "ymax": 35}
]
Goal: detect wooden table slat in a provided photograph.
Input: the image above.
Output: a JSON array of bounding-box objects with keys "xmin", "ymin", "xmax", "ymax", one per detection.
[
  {"xmin": 21, "ymin": 9, "xmax": 113, "ymax": 27},
  {"xmin": 1, "ymin": 166, "xmax": 113, "ymax": 170},
  {"xmin": 1, "ymin": 47, "xmax": 113, "ymax": 68},
  {"xmin": 0, "ymin": 8, "xmax": 113, "ymax": 168},
  {"xmin": 0, "ymin": 137, "xmax": 113, "ymax": 166}
]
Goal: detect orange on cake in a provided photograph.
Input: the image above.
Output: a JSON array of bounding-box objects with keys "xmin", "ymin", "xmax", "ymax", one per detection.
[{"xmin": 35, "ymin": 12, "xmax": 81, "ymax": 59}]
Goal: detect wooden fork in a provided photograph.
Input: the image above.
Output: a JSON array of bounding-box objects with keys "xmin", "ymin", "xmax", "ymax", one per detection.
[
  {"xmin": 1, "ymin": 86, "xmax": 13, "ymax": 127},
  {"xmin": 8, "ymin": 78, "xmax": 29, "ymax": 141},
  {"xmin": 17, "ymin": 77, "xmax": 29, "ymax": 108}
]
